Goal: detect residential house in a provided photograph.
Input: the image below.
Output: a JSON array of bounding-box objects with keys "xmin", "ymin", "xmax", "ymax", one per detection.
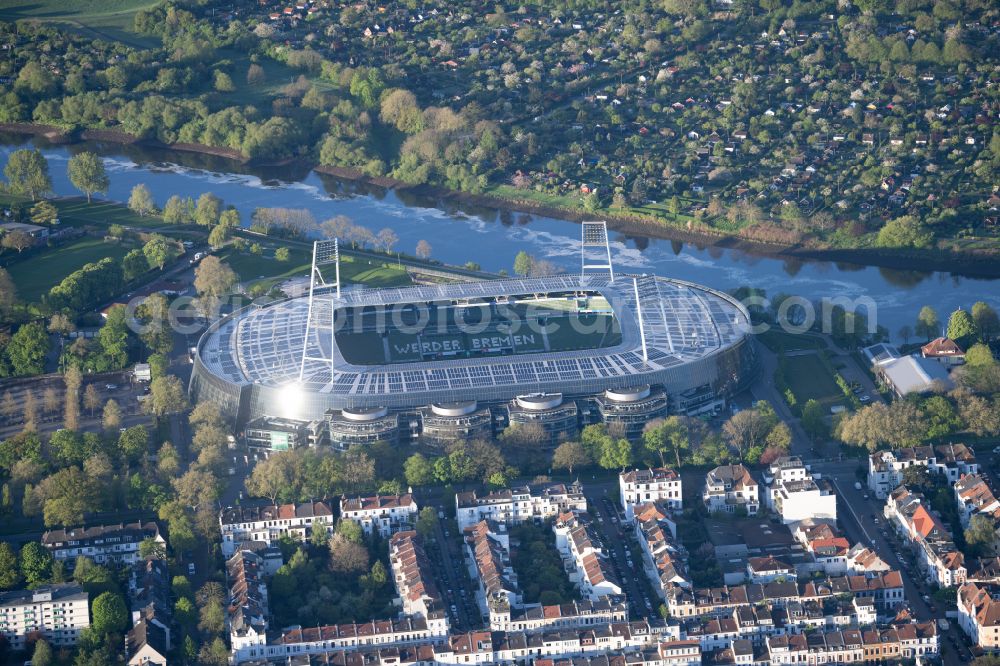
[
  {"xmin": 921, "ymin": 337, "xmax": 966, "ymax": 366},
  {"xmin": 619, "ymin": 467, "xmax": 682, "ymax": 521},
  {"xmin": 219, "ymin": 501, "xmax": 334, "ymax": 556},
  {"xmin": 456, "ymin": 482, "xmax": 586, "ymax": 531},
  {"xmin": 0, "ymin": 584, "xmax": 90, "ymax": 650},
  {"xmin": 885, "ymin": 486, "xmax": 967, "ymax": 587},
  {"xmin": 868, "ymin": 443, "xmax": 978, "ymax": 498},
  {"xmin": 341, "ymin": 494, "xmax": 418, "ymax": 537},
  {"xmin": 958, "ymin": 582, "xmax": 1000, "ymax": 652},
  {"xmin": 704, "ymin": 464, "xmax": 759, "ymax": 515},
  {"xmin": 763, "ymin": 457, "xmax": 837, "ymax": 524},
  {"xmin": 42, "ymin": 521, "xmax": 164, "ymax": 567}
]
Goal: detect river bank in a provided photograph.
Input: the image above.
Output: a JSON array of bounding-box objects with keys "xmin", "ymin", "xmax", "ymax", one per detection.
[
  {"xmin": 315, "ymin": 165, "xmax": 1000, "ymax": 280},
  {"xmin": 4, "ymin": 122, "xmax": 999, "ymax": 279}
]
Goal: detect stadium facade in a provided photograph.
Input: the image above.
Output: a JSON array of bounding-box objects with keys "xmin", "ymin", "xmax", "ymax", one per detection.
[{"xmin": 190, "ymin": 273, "xmax": 757, "ymax": 448}]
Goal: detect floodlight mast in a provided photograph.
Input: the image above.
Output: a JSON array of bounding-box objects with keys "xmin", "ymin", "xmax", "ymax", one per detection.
[
  {"xmin": 581, "ymin": 221, "xmax": 614, "ymax": 282},
  {"xmin": 298, "ymin": 239, "xmax": 341, "ymax": 382}
]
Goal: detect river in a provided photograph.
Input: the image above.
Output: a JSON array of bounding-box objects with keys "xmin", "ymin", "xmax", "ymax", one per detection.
[{"xmin": 1, "ymin": 135, "xmax": 997, "ymax": 336}]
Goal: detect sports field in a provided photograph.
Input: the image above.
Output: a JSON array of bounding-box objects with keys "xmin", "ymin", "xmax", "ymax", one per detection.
[{"xmin": 335, "ymin": 295, "xmax": 621, "ymax": 365}]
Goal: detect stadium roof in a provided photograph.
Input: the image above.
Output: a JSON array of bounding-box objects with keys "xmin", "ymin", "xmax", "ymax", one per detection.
[{"xmin": 196, "ymin": 274, "xmax": 750, "ymax": 411}]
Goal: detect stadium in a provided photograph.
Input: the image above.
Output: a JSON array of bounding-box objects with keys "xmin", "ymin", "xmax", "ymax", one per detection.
[{"xmin": 190, "ymin": 230, "xmax": 757, "ymax": 447}]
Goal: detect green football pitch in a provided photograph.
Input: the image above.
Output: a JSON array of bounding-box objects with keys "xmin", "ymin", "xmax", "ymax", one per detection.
[{"xmin": 335, "ymin": 297, "xmax": 621, "ymax": 365}]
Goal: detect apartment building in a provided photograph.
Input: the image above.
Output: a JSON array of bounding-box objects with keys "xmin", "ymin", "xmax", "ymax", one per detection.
[
  {"xmin": 633, "ymin": 502, "xmax": 690, "ymax": 600},
  {"xmin": 219, "ymin": 501, "xmax": 334, "ymax": 556},
  {"xmin": 455, "ymin": 482, "xmax": 586, "ymax": 531},
  {"xmin": 41, "ymin": 521, "xmax": 164, "ymax": 567},
  {"xmin": 388, "ymin": 530, "xmax": 446, "ymax": 620},
  {"xmin": 463, "ymin": 520, "xmax": 520, "ymax": 618},
  {"xmin": 958, "ymin": 581, "xmax": 1000, "ymax": 652},
  {"xmin": 619, "ymin": 467, "xmax": 682, "ymax": 521},
  {"xmin": 340, "ymin": 494, "xmax": 418, "ymax": 537},
  {"xmin": 703, "ymin": 464, "xmax": 759, "ymax": 515},
  {"xmin": 955, "ymin": 474, "xmax": 1000, "ymax": 554},
  {"xmin": 868, "ymin": 443, "xmax": 978, "ymax": 499},
  {"xmin": 0, "ymin": 584, "xmax": 90, "ymax": 650},
  {"xmin": 885, "ymin": 486, "xmax": 967, "ymax": 587},
  {"xmin": 763, "ymin": 457, "xmax": 837, "ymax": 525},
  {"xmin": 552, "ymin": 511, "xmax": 623, "ymax": 601},
  {"xmin": 227, "ymin": 549, "xmax": 270, "ymax": 659}
]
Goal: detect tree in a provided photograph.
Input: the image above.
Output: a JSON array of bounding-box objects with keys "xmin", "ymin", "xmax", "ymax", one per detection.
[
  {"xmin": 172, "ymin": 469, "xmax": 220, "ymax": 511},
  {"xmin": 194, "ymin": 256, "xmax": 237, "ymax": 318},
  {"xmin": 4, "ymin": 148, "xmax": 51, "ymax": 200},
  {"xmin": 7, "ymin": 323, "xmax": 50, "ymax": 376},
  {"xmin": 67, "ymin": 152, "xmax": 109, "ymax": 203},
  {"xmin": 1, "ymin": 230, "xmax": 34, "ymax": 253},
  {"xmin": 956, "ymin": 391, "xmax": 1000, "ymax": 437},
  {"xmin": 195, "ymin": 193, "xmax": 223, "ymax": 227},
  {"xmin": 63, "ymin": 366, "xmax": 82, "ymax": 431},
  {"xmin": 30, "ymin": 200, "xmax": 58, "ymax": 225},
  {"xmin": 247, "ymin": 64, "xmax": 266, "ymax": 86},
  {"xmin": 916, "ymin": 306, "xmax": 940, "ymax": 340},
  {"xmin": 0, "ymin": 267, "xmax": 17, "ymax": 315},
  {"xmin": 144, "ymin": 376, "xmax": 189, "ymax": 417},
  {"xmin": 275, "ymin": 247, "xmax": 290, "ymax": 262},
  {"xmin": 415, "ymin": 240, "xmax": 432, "ymax": 260},
  {"xmin": 836, "ymin": 401, "xmax": 925, "ymax": 451},
  {"xmin": 642, "ymin": 416, "xmax": 689, "ymax": 467},
  {"xmin": 245, "ymin": 453, "xmax": 296, "ymax": 503},
  {"xmin": 947, "ymin": 309, "xmax": 977, "ymax": 347},
  {"xmin": 552, "ymin": 441, "xmax": 589, "ymax": 476},
  {"xmin": 48, "ymin": 313, "xmax": 74, "ymax": 337},
  {"xmin": 101, "ymin": 399, "xmax": 122, "ymax": 432},
  {"xmin": 966, "ymin": 344, "xmax": 997, "ymax": 368},
  {"xmin": 30, "ymin": 639, "xmax": 52, "ymax": 666},
  {"xmin": 598, "ymin": 437, "xmax": 632, "ymax": 471},
  {"xmin": 91, "ymin": 591, "xmax": 128, "ymax": 635},
  {"xmin": 98, "ymin": 304, "xmax": 129, "ymax": 369},
  {"xmin": 138, "ymin": 538, "xmax": 166, "ymax": 560},
  {"xmin": 128, "ymin": 184, "xmax": 156, "ymax": 217},
  {"xmin": 722, "ymin": 409, "xmax": 771, "ymax": 460},
  {"xmin": 875, "ymin": 215, "xmax": 932, "ymax": 249},
  {"xmin": 122, "ymin": 249, "xmax": 149, "ymax": 282},
  {"xmin": 0, "ymin": 542, "xmax": 20, "ymax": 589},
  {"xmin": 513, "ymin": 250, "xmax": 533, "ymax": 277},
  {"xmin": 143, "ymin": 234, "xmax": 179, "ymax": 271},
  {"xmin": 205, "ymin": 223, "xmax": 230, "ymax": 249},
  {"xmin": 198, "ymin": 638, "xmax": 229, "ymax": 666},
  {"xmin": 119, "ymin": 426, "xmax": 149, "ymax": 461},
  {"xmin": 965, "ymin": 513, "xmax": 998, "ymax": 557},
  {"xmin": 972, "ymin": 302, "xmax": 1000, "ymax": 343},
  {"xmin": 162, "ymin": 195, "xmax": 190, "ymax": 224},
  {"xmin": 328, "ymin": 534, "xmax": 369, "ymax": 573},
  {"xmin": 800, "ymin": 399, "xmax": 828, "ymax": 441},
  {"xmin": 416, "ymin": 506, "xmax": 438, "ymax": 540},
  {"xmin": 404, "ymin": 453, "xmax": 434, "ymax": 487},
  {"xmin": 766, "ymin": 422, "xmax": 792, "ymax": 450},
  {"xmin": 20, "ymin": 542, "xmax": 53, "ymax": 586},
  {"xmin": 376, "ymin": 227, "xmax": 399, "ymax": 253}
]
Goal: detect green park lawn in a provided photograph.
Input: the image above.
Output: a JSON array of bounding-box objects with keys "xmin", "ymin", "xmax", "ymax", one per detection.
[
  {"xmin": 216, "ymin": 245, "xmax": 411, "ymax": 290},
  {"xmin": 756, "ymin": 329, "xmax": 827, "ymax": 353},
  {"xmin": 0, "ymin": 0, "xmax": 160, "ymax": 45},
  {"xmin": 5, "ymin": 237, "xmax": 131, "ymax": 302},
  {"xmin": 783, "ymin": 353, "xmax": 845, "ymax": 408}
]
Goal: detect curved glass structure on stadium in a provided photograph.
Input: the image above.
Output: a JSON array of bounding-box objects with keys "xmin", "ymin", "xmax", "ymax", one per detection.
[{"xmin": 190, "ymin": 274, "xmax": 757, "ymax": 425}]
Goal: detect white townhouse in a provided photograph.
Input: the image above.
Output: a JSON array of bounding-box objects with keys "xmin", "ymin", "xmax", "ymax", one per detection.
[
  {"xmin": 341, "ymin": 494, "xmax": 419, "ymax": 537},
  {"xmin": 619, "ymin": 467, "xmax": 682, "ymax": 521},
  {"xmin": 704, "ymin": 464, "xmax": 759, "ymax": 515},
  {"xmin": 220, "ymin": 501, "xmax": 334, "ymax": 556},
  {"xmin": 764, "ymin": 457, "xmax": 837, "ymax": 524},
  {"xmin": 455, "ymin": 482, "xmax": 586, "ymax": 531},
  {"xmin": 552, "ymin": 511, "xmax": 622, "ymax": 601},
  {"xmin": 868, "ymin": 443, "xmax": 978, "ymax": 499}
]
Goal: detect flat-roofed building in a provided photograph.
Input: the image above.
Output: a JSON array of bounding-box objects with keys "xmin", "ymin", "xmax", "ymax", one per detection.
[{"xmin": 0, "ymin": 584, "xmax": 90, "ymax": 650}]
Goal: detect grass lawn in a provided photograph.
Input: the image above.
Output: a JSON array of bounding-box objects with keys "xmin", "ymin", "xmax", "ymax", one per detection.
[
  {"xmin": 1, "ymin": 195, "xmax": 194, "ymax": 236},
  {"xmin": 6, "ymin": 237, "xmax": 131, "ymax": 302},
  {"xmin": 783, "ymin": 353, "xmax": 845, "ymax": 408},
  {"xmin": 0, "ymin": 0, "xmax": 160, "ymax": 46},
  {"xmin": 756, "ymin": 329, "xmax": 827, "ymax": 353},
  {"xmin": 216, "ymin": 245, "xmax": 411, "ymax": 290}
]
